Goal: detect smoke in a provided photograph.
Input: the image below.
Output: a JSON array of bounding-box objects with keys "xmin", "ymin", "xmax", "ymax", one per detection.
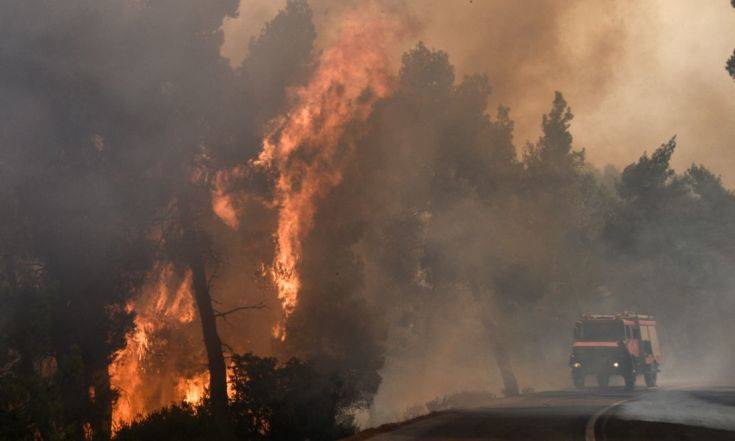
[
  {"xmin": 575, "ymin": 1, "xmax": 735, "ymax": 186},
  {"xmin": 226, "ymin": 1, "xmax": 735, "ymax": 185},
  {"xmin": 226, "ymin": 0, "xmax": 627, "ymax": 157},
  {"xmin": 2, "ymin": 0, "xmax": 735, "ymax": 436}
]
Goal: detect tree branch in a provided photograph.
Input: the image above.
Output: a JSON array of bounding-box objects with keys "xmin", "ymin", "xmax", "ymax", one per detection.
[
  {"xmin": 214, "ymin": 301, "xmax": 267, "ymax": 319},
  {"xmin": 221, "ymin": 341, "xmax": 235, "ymax": 357}
]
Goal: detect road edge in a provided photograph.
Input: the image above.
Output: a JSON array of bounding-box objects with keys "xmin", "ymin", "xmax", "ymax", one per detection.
[{"xmin": 340, "ymin": 411, "xmax": 453, "ymax": 441}]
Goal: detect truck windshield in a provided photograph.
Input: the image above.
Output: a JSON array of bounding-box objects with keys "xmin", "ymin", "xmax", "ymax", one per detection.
[{"xmin": 579, "ymin": 321, "xmax": 623, "ymax": 341}]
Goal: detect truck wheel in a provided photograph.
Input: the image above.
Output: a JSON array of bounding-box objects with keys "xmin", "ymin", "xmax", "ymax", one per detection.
[
  {"xmin": 596, "ymin": 374, "xmax": 609, "ymax": 389},
  {"xmin": 573, "ymin": 374, "xmax": 585, "ymax": 389},
  {"xmin": 644, "ymin": 371, "xmax": 657, "ymax": 387},
  {"xmin": 624, "ymin": 371, "xmax": 635, "ymax": 390}
]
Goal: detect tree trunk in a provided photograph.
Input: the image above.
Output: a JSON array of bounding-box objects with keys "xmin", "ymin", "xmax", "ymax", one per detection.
[
  {"xmin": 178, "ymin": 196, "xmax": 231, "ymax": 435},
  {"xmin": 90, "ymin": 365, "xmax": 112, "ymax": 440},
  {"xmin": 188, "ymin": 251, "xmax": 229, "ymax": 417},
  {"xmin": 485, "ymin": 321, "xmax": 520, "ymax": 396}
]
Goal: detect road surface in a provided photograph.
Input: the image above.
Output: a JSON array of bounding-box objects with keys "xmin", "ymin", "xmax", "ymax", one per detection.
[{"xmin": 347, "ymin": 386, "xmax": 735, "ymax": 441}]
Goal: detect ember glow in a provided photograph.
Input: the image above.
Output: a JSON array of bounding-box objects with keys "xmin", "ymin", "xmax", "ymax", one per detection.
[{"xmin": 109, "ymin": 264, "xmax": 206, "ymax": 427}]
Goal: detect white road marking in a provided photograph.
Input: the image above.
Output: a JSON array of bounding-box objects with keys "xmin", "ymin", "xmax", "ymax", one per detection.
[{"xmin": 585, "ymin": 398, "xmax": 634, "ymax": 441}]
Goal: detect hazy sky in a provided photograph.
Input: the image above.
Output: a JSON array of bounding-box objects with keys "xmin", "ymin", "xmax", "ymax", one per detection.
[{"xmin": 223, "ymin": 1, "xmax": 735, "ymax": 185}]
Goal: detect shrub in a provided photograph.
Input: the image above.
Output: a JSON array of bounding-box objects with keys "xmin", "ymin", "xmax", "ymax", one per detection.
[
  {"xmin": 229, "ymin": 353, "xmax": 358, "ymax": 441},
  {"xmin": 114, "ymin": 403, "xmax": 216, "ymax": 441},
  {"xmin": 114, "ymin": 353, "xmax": 361, "ymax": 441}
]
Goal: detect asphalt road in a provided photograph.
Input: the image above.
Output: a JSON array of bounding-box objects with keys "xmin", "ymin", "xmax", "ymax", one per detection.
[{"xmin": 347, "ymin": 386, "xmax": 735, "ymax": 441}]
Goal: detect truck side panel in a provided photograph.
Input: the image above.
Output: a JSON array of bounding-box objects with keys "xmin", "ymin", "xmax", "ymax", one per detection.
[{"xmin": 648, "ymin": 325, "xmax": 662, "ymax": 360}]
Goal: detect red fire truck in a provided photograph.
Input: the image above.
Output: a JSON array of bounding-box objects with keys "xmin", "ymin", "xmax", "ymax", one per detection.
[{"xmin": 569, "ymin": 312, "xmax": 662, "ymax": 390}]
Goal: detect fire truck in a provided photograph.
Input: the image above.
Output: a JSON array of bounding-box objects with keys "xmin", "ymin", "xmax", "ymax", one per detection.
[{"xmin": 569, "ymin": 312, "xmax": 662, "ymax": 390}]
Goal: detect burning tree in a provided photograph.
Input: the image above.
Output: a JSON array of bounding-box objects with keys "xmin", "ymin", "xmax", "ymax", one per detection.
[{"xmin": 108, "ymin": 0, "xmax": 318, "ymax": 435}]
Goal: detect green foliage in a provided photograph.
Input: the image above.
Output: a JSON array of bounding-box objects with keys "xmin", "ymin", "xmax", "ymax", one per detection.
[
  {"xmin": 399, "ymin": 42, "xmax": 455, "ymax": 101},
  {"xmin": 600, "ymin": 132, "xmax": 735, "ymax": 365},
  {"xmin": 617, "ymin": 137, "xmax": 677, "ymax": 202},
  {"xmin": 605, "ymin": 137, "xmax": 687, "ymax": 255},
  {"xmin": 525, "ymin": 91, "xmax": 585, "ymax": 175},
  {"xmin": 230, "ymin": 353, "xmax": 358, "ymax": 440},
  {"xmin": 242, "ymin": 0, "xmax": 315, "ymax": 106},
  {"xmin": 113, "ymin": 404, "xmax": 216, "ymax": 441}
]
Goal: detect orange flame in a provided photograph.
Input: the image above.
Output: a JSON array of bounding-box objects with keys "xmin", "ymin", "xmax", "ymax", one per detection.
[
  {"xmin": 110, "ymin": 264, "xmax": 207, "ymax": 428},
  {"xmin": 215, "ymin": 11, "xmax": 402, "ymax": 338},
  {"xmin": 212, "ymin": 165, "xmax": 247, "ymax": 230},
  {"xmin": 176, "ymin": 374, "xmax": 209, "ymax": 405}
]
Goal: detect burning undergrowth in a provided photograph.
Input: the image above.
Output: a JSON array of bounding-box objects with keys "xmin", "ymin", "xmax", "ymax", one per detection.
[{"xmin": 109, "ymin": 264, "xmax": 206, "ymax": 427}]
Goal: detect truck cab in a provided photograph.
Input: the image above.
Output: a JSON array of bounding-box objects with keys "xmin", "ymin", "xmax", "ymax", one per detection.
[{"xmin": 569, "ymin": 312, "xmax": 661, "ymax": 390}]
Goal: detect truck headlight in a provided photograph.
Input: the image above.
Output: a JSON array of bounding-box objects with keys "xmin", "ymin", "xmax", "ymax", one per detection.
[
  {"xmin": 573, "ymin": 362, "xmax": 582, "ymax": 368},
  {"xmin": 612, "ymin": 361, "xmax": 619, "ymax": 368}
]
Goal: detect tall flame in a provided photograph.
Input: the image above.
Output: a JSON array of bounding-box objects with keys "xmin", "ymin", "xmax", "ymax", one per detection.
[
  {"xmin": 109, "ymin": 264, "xmax": 207, "ymax": 427},
  {"xmin": 214, "ymin": 11, "xmax": 402, "ymax": 338}
]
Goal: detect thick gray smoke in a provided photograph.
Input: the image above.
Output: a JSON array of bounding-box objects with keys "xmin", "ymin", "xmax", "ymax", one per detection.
[{"xmin": 225, "ymin": 1, "xmax": 735, "ymax": 186}]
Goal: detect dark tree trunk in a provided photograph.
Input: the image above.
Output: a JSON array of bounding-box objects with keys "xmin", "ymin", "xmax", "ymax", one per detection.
[
  {"xmin": 178, "ymin": 196, "xmax": 231, "ymax": 436},
  {"xmin": 188, "ymin": 250, "xmax": 229, "ymax": 416},
  {"xmin": 484, "ymin": 321, "xmax": 520, "ymax": 396},
  {"xmin": 90, "ymin": 365, "xmax": 113, "ymax": 440}
]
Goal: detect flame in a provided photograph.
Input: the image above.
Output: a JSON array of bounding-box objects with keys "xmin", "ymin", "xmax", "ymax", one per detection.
[
  {"xmin": 215, "ymin": 10, "xmax": 402, "ymax": 336},
  {"xmin": 212, "ymin": 165, "xmax": 246, "ymax": 230},
  {"xmin": 262, "ymin": 14, "xmax": 399, "ymax": 325},
  {"xmin": 176, "ymin": 373, "xmax": 209, "ymax": 405},
  {"xmin": 110, "ymin": 264, "xmax": 207, "ymax": 427},
  {"xmin": 272, "ymin": 322, "xmax": 286, "ymax": 341},
  {"xmin": 212, "ymin": 188, "xmax": 240, "ymax": 230},
  {"xmin": 107, "ymin": 6, "xmax": 403, "ymax": 432}
]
